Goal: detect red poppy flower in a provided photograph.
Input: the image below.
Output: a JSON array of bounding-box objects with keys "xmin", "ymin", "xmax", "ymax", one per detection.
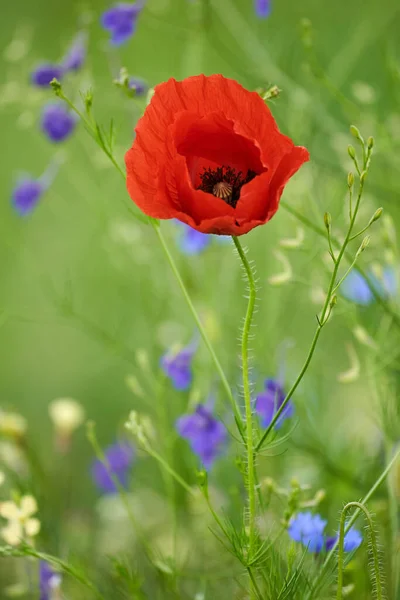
[{"xmin": 125, "ymin": 74, "xmax": 309, "ymax": 236}]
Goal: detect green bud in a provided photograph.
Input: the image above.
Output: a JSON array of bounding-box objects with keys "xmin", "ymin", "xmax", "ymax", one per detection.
[
  {"xmin": 329, "ymin": 294, "xmax": 338, "ymax": 308},
  {"xmin": 324, "ymin": 212, "xmax": 332, "ymax": 230},
  {"xmin": 350, "ymin": 125, "xmax": 362, "ymax": 140},
  {"xmin": 83, "ymin": 89, "xmax": 93, "ymax": 111},
  {"xmin": 368, "ymin": 207, "xmax": 383, "ymax": 225},
  {"xmin": 347, "ymin": 172, "xmax": 354, "ymax": 188},
  {"xmin": 347, "ymin": 145, "xmax": 356, "ymax": 159},
  {"xmin": 196, "ymin": 470, "xmax": 207, "ymax": 489},
  {"xmin": 50, "ymin": 78, "xmax": 62, "ymax": 97},
  {"xmin": 356, "ymin": 236, "xmax": 370, "ymax": 256},
  {"xmin": 360, "ymin": 170, "xmax": 367, "ymax": 183},
  {"xmin": 367, "ymin": 136, "xmax": 374, "ymax": 150}
]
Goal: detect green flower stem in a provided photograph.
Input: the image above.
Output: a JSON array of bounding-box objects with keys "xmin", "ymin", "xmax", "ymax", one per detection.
[
  {"xmin": 336, "ymin": 502, "xmax": 383, "ymax": 600},
  {"xmin": 307, "ymin": 443, "xmax": 400, "ymax": 600},
  {"xmin": 256, "ymin": 174, "xmax": 366, "ymax": 453},
  {"xmin": 280, "ymin": 200, "xmax": 400, "ymax": 329},
  {"xmin": 155, "ymin": 223, "xmax": 244, "ymax": 434},
  {"xmin": 232, "ymin": 236, "xmax": 258, "ymax": 600}
]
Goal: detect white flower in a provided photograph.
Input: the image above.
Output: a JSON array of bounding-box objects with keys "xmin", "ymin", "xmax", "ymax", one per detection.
[
  {"xmin": 0, "ymin": 410, "xmax": 27, "ymax": 439},
  {"xmin": 0, "ymin": 495, "xmax": 40, "ymax": 546},
  {"xmin": 49, "ymin": 398, "xmax": 85, "ymax": 436}
]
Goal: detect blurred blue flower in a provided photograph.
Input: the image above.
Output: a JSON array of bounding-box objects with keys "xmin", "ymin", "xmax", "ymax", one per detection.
[
  {"xmin": 326, "ymin": 526, "xmax": 363, "ymax": 552},
  {"xmin": 161, "ymin": 343, "xmax": 196, "ymax": 390},
  {"xmin": 12, "ymin": 161, "xmax": 60, "ymax": 216},
  {"xmin": 288, "ymin": 512, "xmax": 327, "ymax": 553},
  {"xmin": 255, "ymin": 378, "xmax": 293, "ymax": 428},
  {"xmin": 91, "ymin": 442, "xmax": 135, "ymax": 494},
  {"xmin": 12, "ymin": 178, "xmax": 45, "ymax": 216},
  {"xmin": 41, "ymin": 103, "xmax": 77, "ymax": 143},
  {"xmin": 39, "ymin": 561, "xmax": 61, "ymax": 600},
  {"xmin": 128, "ymin": 77, "xmax": 148, "ymax": 96},
  {"xmin": 177, "ymin": 223, "xmax": 211, "ymax": 255},
  {"xmin": 31, "ymin": 63, "xmax": 64, "ymax": 87},
  {"xmin": 62, "ymin": 32, "xmax": 87, "ymax": 72},
  {"xmin": 341, "ymin": 267, "xmax": 397, "ymax": 305},
  {"xmin": 255, "ymin": 0, "xmax": 271, "ymax": 18},
  {"xmin": 176, "ymin": 404, "xmax": 227, "ymax": 469},
  {"xmin": 101, "ymin": 2, "xmax": 144, "ymax": 46}
]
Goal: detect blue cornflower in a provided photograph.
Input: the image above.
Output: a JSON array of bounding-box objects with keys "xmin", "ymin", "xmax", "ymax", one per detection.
[
  {"xmin": 12, "ymin": 178, "xmax": 45, "ymax": 216},
  {"xmin": 177, "ymin": 224, "xmax": 211, "ymax": 255},
  {"xmin": 341, "ymin": 267, "xmax": 397, "ymax": 305},
  {"xmin": 255, "ymin": 0, "xmax": 271, "ymax": 18},
  {"xmin": 161, "ymin": 343, "xmax": 196, "ymax": 391},
  {"xmin": 101, "ymin": 2, "xmax": 144, "ymax": 46},
  {"xmin": 12, "ymin": 161, "xmax": 60, "ymax": 216},
  {"xmin": 255, "ymin": 378, "xmax": 293, "ymax": 429},
  {"xmin": 39, "ymin": 561, "xmax": 61, "ymax": 600},
  {"xmin": 41, "ymin": 103, "xmax": 77, "ymax": 143},
  {"xmin": 176, "ymin": 404, "xmax": 227, "ymax": 469},
  {"xmin": 326, "ymin": 526, "xmax": 363, "ymax": 552},
  {"xmin": 62, "ymin": 32, "xmax": 87, "ymax": 72},
  {"xmin": 91, "ymin": 442, "xmax": 135, "ymax": 494},
  {"xmin": 31, "ymin": 63, "xmax": 64, "ymax": 87},
  {"xmin": 288, "ymin": 512, "xmax": 327, "ymax": 553},
  {"xmin": 128, "ymin": 77, "xmax": 148, "ymax": 97}
]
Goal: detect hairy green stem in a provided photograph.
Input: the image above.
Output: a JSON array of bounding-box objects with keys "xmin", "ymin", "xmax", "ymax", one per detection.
[
  {"xmin": 336, "ymin": 502, "xmax": 383, "ymax": 600},
  {"xmin": 232, "ymin": 236, "xmax": 258, "ymax": 600},
  {"xmin": 256, "ymin": 173, "xmax": 366, "ymax": 453},
  {"xmin": 307, "ymin": 444, "xmax": 400, "ymax": 600}
]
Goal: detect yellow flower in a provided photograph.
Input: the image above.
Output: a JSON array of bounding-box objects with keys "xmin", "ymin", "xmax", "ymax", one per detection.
[
  {"xmin": 0, "ymin": 495, "xmax": 40, "ymax": 546},
  {"xmin": 49, "ymin": 398, "xmax": 85, "ymax": 436},
  {"xmin": 0, "ymin": 410, "xmax": 27, "ymax": 439}
]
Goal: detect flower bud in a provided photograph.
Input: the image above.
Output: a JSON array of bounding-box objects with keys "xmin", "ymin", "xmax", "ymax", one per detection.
[
  {"xmin": 347, "ymin": 172, "xmax": 354, "ymax": 188},
  {"xmin": 347, "ymin": 145, "xmax": 356, "ymax": 159},
  {"xmin": 368, "ymin": 207, "xmax": 383, "ymax": 225},
  {"xmin": 356, "ymin": 235, "xmax": 370, "ymax": 257},
  {"xmin": 367, "ymin": 136, "xmax": 374, "ymax": 150},
  {"xmin": 329, "ymin": 294, "xmax": 338, "ymax": 309},
  {"xmin": 360, "ymin": 170, "xmax": 367, "ymax": 183},
  {"xmin": 350, "ymin": 125, "xmax": 362, "ymax": 140},
  {"xmin": 324, "ymin": 212, "xmax": 331, "ymax": 230},
  {"xmin": 50, "ymin": 78, "xmax": 62, "ymax": 96}
]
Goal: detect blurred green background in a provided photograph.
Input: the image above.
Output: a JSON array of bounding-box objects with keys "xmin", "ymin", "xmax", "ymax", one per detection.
[{"xmin": 1, "ymin": 0, "xmax": 400, "ymax": 596}]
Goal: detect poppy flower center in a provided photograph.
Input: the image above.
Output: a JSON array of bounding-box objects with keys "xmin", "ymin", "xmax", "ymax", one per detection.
[{"xmin": 197, "ymin": 166, "xmax": 257, "ymax": 208}]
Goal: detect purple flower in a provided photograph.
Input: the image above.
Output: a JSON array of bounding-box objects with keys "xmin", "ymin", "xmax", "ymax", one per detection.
[
  {"xmin": 341, "ymin": 267, "xmax": 397, "ymax": 305},
  {"xmin": 12, "ymin": 161, "xmax": 60, "ymax": 216},
  {"xmin": 176, "ymin": 404, "xmax": 227, "ymax": 469},
  {"xmin": 255, "ymin": 378, "xmax": 293, "ymax": 429},
  {"xmin": 255, "ymin": 0, "xmax": 271, "ymax": 18},
  {"xmin": 161, "ymin": 343, "xmax": 196, "ymax": 391},
  {"xmin": 101, "ymin": 2, "xmax": 144, "ymax": 46},
  {"xmin": 128, "ymin": 77, "xmax": 148, "ymax": 96},
  {"xmin": 41, "ymin": 103, "xmax": 77, "ymax": 143},
  {"xmin": 91, "ymin": 442, "xmax": 135, "ymax": 494},
  {"xmin": 326, "ymin": 526, "xmax": 363, "ymax": 552},
  {"xmin": 12, "ymin": 178, "xmax": 45, "ymax": 216},
  {"xmin": 62, "ymin": 32, "xmax": 87, "ymax": 72},
  {"xmin": 177, "ymin": 224, "xmax": 211, "ymax": 255},
  {"xmin": 288, "ymin": 512, "xmax": 327, "ymax": 553},
  {"xmin": 31, "ymin": 64, "xmax": 64, "ymax": 87},
  {"xmin": 39, "ymin": 561, "xmax": 61, "ymax": 600}
]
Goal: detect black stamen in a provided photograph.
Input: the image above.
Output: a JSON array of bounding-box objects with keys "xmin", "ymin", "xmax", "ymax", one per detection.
[{"xmin": 198, "ymin": 166, "xmax": 256, "ymax": 208}]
